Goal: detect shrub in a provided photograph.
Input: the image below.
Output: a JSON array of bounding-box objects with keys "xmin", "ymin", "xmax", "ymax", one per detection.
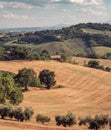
[
  {"xmin": 79, "ymin": 115, "xmax": 109, "ymax": 130},
  {"xmin": 13, "ymin": 107, "xmax": 24, "ymax": 121},
  {"xmin": 36, "ymin": 114, "xmax": 51, "ymax": 124},
  {"xmin": 9, "ymin": 87, "xmax": 23, "ymax": 104},
  {"xmin": 105, "ymin": 67, "xmax": 111, "ymax": 72},
  {"xmin": 15, "ymin": 68, "xmax": 38, "ymax": 91},
  {"xmin": 0, "ymin": 106, "xmax": 12, "ymax": 119},
  {"xmin": 87, "ymin": 60, "xmax": 100, "ymax": 69},
  {"xmin": 55, "ymin": 112, "xmax": 76, "ymax": 127},
  {"xmin": 24, "ymin": 107, "xmax": 34, "ymax": 121},
  {"xmin": 39, "ymin": 69, "xmax": 56, "ymax": 89}
]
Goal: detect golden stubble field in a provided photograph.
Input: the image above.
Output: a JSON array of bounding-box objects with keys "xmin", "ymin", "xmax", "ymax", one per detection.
[{"xmin": 0, "ymin": 60, "xmax": 111, "ymax": 130}]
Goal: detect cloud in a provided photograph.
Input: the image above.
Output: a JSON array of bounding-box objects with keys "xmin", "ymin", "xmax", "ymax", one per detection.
[
  {"xmin": 0, "ymin": 11, "xmax": 28, "ymax": 20},
  {"xmin": 82, "ymin": 7, "xmax": 107, "ymax": 19},
  {"xmin": 69, "ymin": 0, "xmax": 103, "ymax": 6},
  {"xmin": 0, "ymin": 0, "xmax": 104, "ymax": 8},
  {"xmin": 0, "ymin": 1, "xmax": 33, "ymax": 9}
]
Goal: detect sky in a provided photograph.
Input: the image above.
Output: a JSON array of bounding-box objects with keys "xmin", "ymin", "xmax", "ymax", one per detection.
[{"xmin": 0, "ymin": 0, "xmax": 111, "ymax": 28}]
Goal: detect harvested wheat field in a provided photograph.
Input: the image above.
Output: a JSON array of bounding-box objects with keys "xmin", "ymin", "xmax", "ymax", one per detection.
[
  {"xmin": 72, "ymin": 56, "xmax": 111, "ymax": 67},
  {"xmin": 0, "ymin": 60, "xmax": 111, "ymax": 130}
]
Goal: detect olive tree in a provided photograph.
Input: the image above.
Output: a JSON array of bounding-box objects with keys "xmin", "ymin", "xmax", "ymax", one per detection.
[
  {"xmin": 39, "ymin": 69, "xmax": 56, "ymax": 89},
  {"xmin": 0, "ymin": 72, "xmax": 23, "ymax": 104},
  {"xmin": 15, "ymin": 68, "xmax": 38, "ymax": 91}
]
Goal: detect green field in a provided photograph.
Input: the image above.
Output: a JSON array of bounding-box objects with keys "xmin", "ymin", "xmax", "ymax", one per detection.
[
  {"xmin": 3, "ymin": 39, "xmax": 88, "ymax": 56},
  {"xmin": 93, "ymin": 46, "xmax": 111, "ymax": 57},
  {"xmin": 82, "ymin": 28, "xmax": 111, "ymax": 37}
]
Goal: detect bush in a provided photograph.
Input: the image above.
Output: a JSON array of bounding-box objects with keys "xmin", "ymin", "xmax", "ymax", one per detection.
[
  {"xmin": 0, "ymin": 106, "xmax": 34, "ymax": 122},
  {"xmin": 0, "ymin": 106, "xmax": 12, "ymax": 119},
  {"xmin": 13, "ymin": 107, "xmax": 23, "ymax": 121},
  {"xmin": 39, "ymin": 69, "xmax": 56, "ymax": 89},
  {"xmin": 87, "ymin": 60, "xmax": 100, "ymax": 69},
  {"xmin": 105, "ymin": 67, "xmax": 111, "ymax": 72},
  {"xmin": 0, "ymin": 71, "xmax": 23, "ymax": 104},
  {"xmin": 55, "ymin": 112, "xmax": 76, "ymax": 127},
  {"xmin": 79, "ymin": 115, "xmax": 109, "ymax": 130},
  {"xmin": 24, "ymin": 107, "xmax": 34, "ymax": 121},
  {"xmin": 15, "ymin": 68, "xmax": 38, "ymax": 91},
  {"xmin": 36, "ymin": 114, "xmax": 51, "ymax": 124},
  {"xmin": 9, "ymin": 87, "xmax": 23, "ymax": 104}
]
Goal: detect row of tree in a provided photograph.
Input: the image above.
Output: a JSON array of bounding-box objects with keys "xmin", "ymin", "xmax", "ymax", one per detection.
[
  {"xmin": 0, "ymin": 46, "xmax": 51, "ymax": 61},
  {"xmin": 0, "ymin": 106, "xmax": 33, "ymax": 122},
  {"xmin": 87, "ymin": 60, "xmax": 111, "ymax": 72},
  {"xmin": 0, "ymin": 107, "xmax": 110, "ymax": 130}
]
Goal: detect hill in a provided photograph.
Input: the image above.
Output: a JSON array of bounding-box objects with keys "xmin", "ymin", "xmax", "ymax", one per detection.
[
  {"xmin": 0, "ymin": 60, "xmax": 111, "ymax": 130},
  {"xmin": 1, "ymin": 23, "xmax": 111, "ymax": 58}
]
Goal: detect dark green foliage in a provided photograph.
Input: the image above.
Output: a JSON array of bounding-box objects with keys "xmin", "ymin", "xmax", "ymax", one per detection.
[
  {"xmin": 75, "ymin": 23, "xmax": 111, "ymax": 31},
  {"xmin": 87, "ymin": 60, "xmax": 111, "ymax": 72},
  {"xmin": 24, "ymin": 107, "xmax": 34, "ymax": 121},
  {"xmin": 55, "ymin": 112, "xmax": 76, "ymax": 127},
  {"xmin": 40, "ymin": 50, "xmax": 50, "ymax": 60},
  {"xmin": 13, "ymin": 107, "xmax": 23, "ymax": 121},
  {"xmin": 9, "ymin": 46, "xmax": 31, "ymax": 60},
  {"xmin": 1, "ymin": 23, "xmax": 111, "ymax": 59},
  {"xmin": 36, "ymin": 114, "xmax": 51, "ymax": 124},
  {"xmin": 0, "ymin": 70, "xmax": 16, "ymax": 78},
  {"xmin": 0, "ymin": 106, "xmax": 12, "ymax": 119},
  {"xmin": 15, "ymin": 68, "xmax": 39, "ymax": 90},
  {"xmin": 0, "ymin": 71, "xmax": 23, "ymax": 104},
  {"xmin": 39, "ymin": 69, "xmax": 56, "ymax": 89},
  {"xmin": 87, "ymin": 60, "xmax": 100, "ymax": 69},
  {"xmin": 79, "ymin": 115, "xmax": 109, "ymax": 130},
  {"xmin": 105, "ymin": 67, "xmax": 111, "ymax": 72},
  {"xmin": 0, "ymin": 47, "xmax": 5, "ymax": 60},
  {"xmin": 59, "ymin": 55, "xmax": 67, "ymax": 62},
  {"xmin": 9, "ymin": 87, "xmax": 23, "ymax": 104},
  {"xmin": 18, "ymin": 33, "xmax": 61, "ymax": 44},
  {"xmin": 8, "ymin": 109, "xmax": 15, "ymax": 119},
  {"xmin": 0, "ymin": 106, "xmax": 34, "ymax": 122}
]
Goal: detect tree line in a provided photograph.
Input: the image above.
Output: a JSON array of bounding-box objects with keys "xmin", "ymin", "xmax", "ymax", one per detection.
[
  {"xmin": 0, "ymin": 46, "xmax": 51, "ymax": 61},
  {"xmin": 0, "ymin": 106, "xmax": 111, "ymax": 130}
]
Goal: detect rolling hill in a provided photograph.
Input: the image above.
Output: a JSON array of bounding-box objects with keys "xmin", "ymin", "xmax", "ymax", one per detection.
[
  {"xmin": 1, "ymin": 23, "xmax": 111, "ymax": 59},
  {"xmin": 0, "ymin": 60, "xmax": 111, "ymax": 130}
]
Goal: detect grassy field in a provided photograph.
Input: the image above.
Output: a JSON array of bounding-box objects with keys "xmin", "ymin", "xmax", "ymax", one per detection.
[
  {"xmin": 4, "ymin": 38, "xmax": 88, "ymax": 56},
  {"xmin": 72, "ymin": 56, "xmax": 111, "ymax": 67},
  {"xmin": 82, "ymin": 28, "xmax": 111, "ymax": 37},
  {"xmin": 64, "ymin": 39, "xmax": 87, "ymax": 55},
  {"xmin": 0, "ymin": 60, "xmax": 111, "ymax": 130},
  {"xmin": 93, "ymin": 46, "xmax": 111, "ymax": 57},
  {"xmin": 3, "ymin": 34, "xmax": 111, "ymax": 58}
]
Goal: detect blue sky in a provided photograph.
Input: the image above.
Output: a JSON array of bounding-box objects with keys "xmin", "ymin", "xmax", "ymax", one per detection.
[{"xmin": 0, "ymin": 0, "xmax": 111, "ymax": 28}]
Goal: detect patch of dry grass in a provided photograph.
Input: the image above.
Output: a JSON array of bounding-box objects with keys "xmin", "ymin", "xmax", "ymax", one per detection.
[{"xmin": 0, "ymin": 60, "xmax": 111, "ymax": 130}]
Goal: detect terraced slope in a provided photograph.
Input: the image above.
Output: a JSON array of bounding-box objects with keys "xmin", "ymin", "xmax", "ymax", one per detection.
[{"xmin": 0, "ymin": 60, "xmax": 111, "ymax": 130}]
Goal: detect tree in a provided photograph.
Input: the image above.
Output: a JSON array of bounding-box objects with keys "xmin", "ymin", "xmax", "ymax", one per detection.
[
  {"xmin": 39, "ymin": 69, "xmax": 56, "ymax": 89},
  {"xmin": 9, "ymin": 46, "xmax": 31, "ymax": 60},
  {"xmin": 24, "ymin": 107, "xmax": 34, "ymax": 121},
  {"xmin": 55, "ymin": 112, "xmax": 76, "ymax": 127},
  {"xmin": 0, "ymin": 106, "xmax": 12, "ymax": 119},
  {"xmin": 0, "ymin": 72, "xmax": 23, "ymax": 104},
  {"xmin": 15, "ymin": 68, "xmax": 38, "ymax": 91},
  {"xmin": 0, "ymin": 47, "xmax": 4, "ymax": 60},
  {"xmin": 87, "ymin": 60, "xmax": 100, "ymax": 69},
  {"xmin": 36, "ymin": 114, "xmax": 51, "ymax": 124},
  {"xmin": 9, "ymin": 87, "xmax": 23, "ymax": 104},
  {"xmin": 13, "ymin": 107, "xmax": 25, "ymax": 122},
  {"xmin": 79, "ymin": 115, "xmax": 109, "ymax": 130}
]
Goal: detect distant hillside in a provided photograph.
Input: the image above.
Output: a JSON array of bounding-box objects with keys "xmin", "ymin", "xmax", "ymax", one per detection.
[
  {"xmin": 1, "ymin": 23, "xmax": 111, "ymax": 59},
  {"xmin": 0, "ymin": 24, "xmax": 69, "ymax": 33}
]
